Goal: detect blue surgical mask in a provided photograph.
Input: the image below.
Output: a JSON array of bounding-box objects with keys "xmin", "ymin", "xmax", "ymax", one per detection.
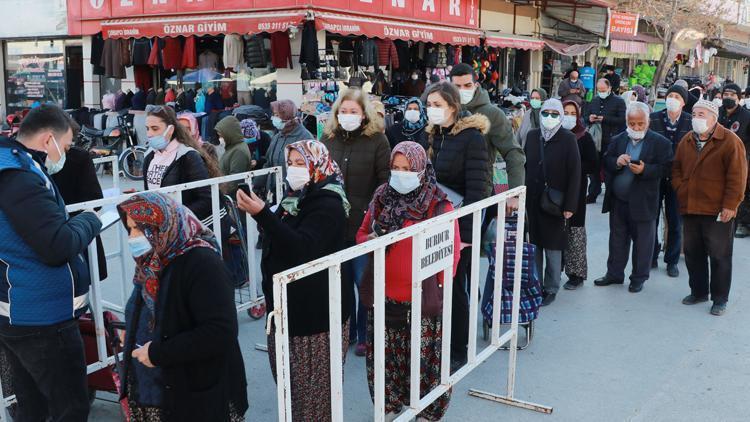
[
  {"xmin": 272, "ymin": 116, "xmax": 286, "ymax": 130},
  {"xmin": 243, "ymin": 137, "xmax": 257, "ymax": 144},
  {"xmin": 148, "ymin": 125, "xmax": 173, "ymax": 151},
  {"xmin": 128, "ymin": 235, "xmax": 152, "ymax": 258},
  {"xmin": 45, "ymin": 136, "xmax": 66, "ymax": 175},
  {"xmin": 389, "ymin": 170, "xmax": 421, "ymax": 195}
]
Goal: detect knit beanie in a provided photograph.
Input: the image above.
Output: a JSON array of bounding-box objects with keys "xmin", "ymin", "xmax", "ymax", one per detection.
[
  {"xmin": 667, "ymin": 85, "xmax": 689, "ymax": 105},
  {"xmin": 693, "ymin": 99, "xmax": 719, "ymax": 118}
]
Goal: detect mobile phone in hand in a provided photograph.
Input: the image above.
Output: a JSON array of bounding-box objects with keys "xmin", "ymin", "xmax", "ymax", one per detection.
[
  {"xmin": 630, "ymin": 160, "xmax": 642, "ymax": 165},
  {"xmin": 238, "ymin": 183, "xmax": 252, "ymax": 197},
  {"xmin": 372, "ymin": 221, "xmax": 387, "ymax": 236}
]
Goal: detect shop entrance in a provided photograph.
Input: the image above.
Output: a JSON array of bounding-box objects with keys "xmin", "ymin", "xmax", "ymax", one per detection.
[{"xmin": 65, "ymin": 46, "xmax": 83, "ymax": 110}]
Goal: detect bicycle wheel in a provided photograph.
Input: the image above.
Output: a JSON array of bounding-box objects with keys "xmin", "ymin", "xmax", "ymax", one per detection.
[{"xmin": 119, "ymin": 148, "xmax": 145, "ymax": 181}]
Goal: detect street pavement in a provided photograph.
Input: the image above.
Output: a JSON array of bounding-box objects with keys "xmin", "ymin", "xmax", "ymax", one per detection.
[{"xmin": 88, "ymin": 175, "xmax": 750, "ymax": 421}]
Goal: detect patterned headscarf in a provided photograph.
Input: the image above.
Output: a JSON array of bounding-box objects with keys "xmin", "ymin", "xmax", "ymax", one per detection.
[
  {"xmin": 540, "ymin": 98, "xmax": 564, "ymax": 142},
  {"xmin": 117, "ymin": 192, "xmax": 219, "ymax": 318},
  {"xmin": 177, "ymin": 113, "xmax": 203, "ymax": 145},
  {"xmin": 369, "ymin": 141, "xmax": 446, "ymax": 234},
  {"xmin": 562, "ymin": 100, "xmax": 587, "ymax": 140},
  {"xmin": 529, "ymin": 88, "xmax": 549, "ymax": 129},
  {"xmin": 280, "ymin": 140, "xmax": 351, "ymax": 217},
  {"xmin": 240, "ymin": 118, "xmax": 260, "ymax": 140},
  {"xmin": 401, "ymin": 98, "xmax": 428, "ymax": 137}
]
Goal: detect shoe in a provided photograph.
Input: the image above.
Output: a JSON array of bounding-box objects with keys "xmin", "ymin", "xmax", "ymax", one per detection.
[
  {"xmin": 594, "ymin": 276, "xmax": 624, "ymax": 286},
  {"xmin": 710, "ymin": 302, "xmax": 727, "ymax": 316},
  {"xmin": 628, "ymin": 282, "xmax": 644, "ymax": 293},
  {"xmin": 541, "ymin": 293, "xmax": 556, "ymax": 306},
  {"xmin": 355, "ymin": 343, "xmax": 367, "ymax": 356},
  {"xmin": 563, "ymin": 277, "xmax": 584, "ymax": 290},
  {"xmin": 682, "ymin": 294, "xmax": 709, "ymax": 305},
  {"xmin": 735, "ymin": 226, "xmax": 750, "ymax": 238},
  {"xmin": 667, "ymin": 264, "xmax": 679, "ymax": 278},
  {"xmin": 586, "ymin": 196, "xmax": 597, "ymax": 204}
]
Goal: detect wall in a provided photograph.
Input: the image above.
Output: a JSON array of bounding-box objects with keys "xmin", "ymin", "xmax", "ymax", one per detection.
[
  {"xmin": 480, "ymin": 1, "xmax": 537, "ymax": 36},
  {"xmin": 0, "ymin": 0, "xmax": 67, "ymax": 38}
]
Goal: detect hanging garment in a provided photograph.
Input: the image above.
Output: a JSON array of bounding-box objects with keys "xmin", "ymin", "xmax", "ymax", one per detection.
[
  {"xmin": 199, "ymin": 50, "xmax": 219, "ymax": 70},
  {"xmin": 223, "ymin": 34, "xmax": 244, "ymax": 69},
  {"xmin": 356, "ymin": 39, "xmax": 379, "ymax": 67},
  {"xmin": 132, "ymin": 89, "xmax": 147, "ymax": 111},
  {"xmin": 161, "ymin": 37, "xmax": 183, "ymax": 70},
  {"xmin": 134, "ymin": 65, "xmax": 152, "ymax": 90},
  {"xmin": 181, "ymin": 36, "xmax": 198, "ymax": 69},
  {"xmin": 114, "ymin": 91, "xmax": 127, "ymax": 111},
  {"xmin": 445, "ymin": 45, "xmax": 456, "ymax": 66},
  {"xmin": 243, "ymin": 35, "xmax": 267, "ymax": 68},
  {"xmin": 423, "ymin": 45, "xmax": 438, "ymax": 68},
  {"xmin": 146, "ymin": 88, "xmax": 157, "ymax": 105},
  {"xmin": 147, "ymin": 38, "xmax": 163, "ymax": 68},
  {"xmin": 270, "ymin": 32, "xmax": 293, "ymax": 69},
  {"xmin": 436, "ymin": 45, "xmax": 447, "ymax": 68},
  {"xmin": 375, "ymin": 39, "xmax": 399, "ymax": 70},
  {"xmin": 101, "ymin": 39, "xmax": 127, "ymax": 79},
  {"xmin": 90, "ymin": 32, "xmax": 105, "ymax": 76},
  {"xmin": 338, "ymin": 39, "xmax": 355, "ymax": 67},
  {"xmin": 394, "ymin": 40, "xmax": 411, "ymax": 71},
  {"xmin": 299, "ymin": 21, "xmax": 320, "ymax": 70},
  {"xmin": 131, "ymin": 38, "xmax": 152, "ymax": 66}
]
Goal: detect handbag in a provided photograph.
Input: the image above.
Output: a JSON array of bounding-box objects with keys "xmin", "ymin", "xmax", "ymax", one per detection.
[{"xmin": 538, "ymin": 133, "xmax": 565, "ymax": 217}]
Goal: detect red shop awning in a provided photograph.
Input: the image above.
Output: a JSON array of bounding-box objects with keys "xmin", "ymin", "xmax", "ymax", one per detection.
[
  {"xmin": 484, "ymin": 32, "xmax": 544, "ymax": 50},
  {"xmin": 101, "ymin": 10, "xmax": 308, "ymax": 39},
  {"xmin": 314, "ymin": 12, "xmax": 481, "ymax": 46}
]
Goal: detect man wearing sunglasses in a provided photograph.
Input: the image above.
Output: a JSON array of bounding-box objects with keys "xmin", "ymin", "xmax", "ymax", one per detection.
[{"xmin": 595, "ymin": 102, "xmax": 673, "ymax": 293}]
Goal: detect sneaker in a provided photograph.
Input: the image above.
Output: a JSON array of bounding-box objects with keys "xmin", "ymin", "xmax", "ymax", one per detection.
[
  {"xmin": 564, "ymin": 277, "xmax": 584, "ymax": 290},
  {"xmin": 541, "ymin": 293, "xmax": 556, "ymax": 306},
  {"xmin": 682, "ymin": 294, "xmax": 709, "ymax": 305},
  {"xmin": 594, "ymin": 276, "xmax": 624, "ymax": 286},
  {"xmin": 667, "ymin": 264, "xmax": 679, "ymax": 278},
  {"xmin": 710, "ymin": 302, "xmax": 727, "ymax": 316},
  {"xmin": 355, "ymin": 343, "xmax": 367, "ymax": 356},
  {"xmin": 735, "ymin": 225, "xmax": 750, "ymax": 238}
]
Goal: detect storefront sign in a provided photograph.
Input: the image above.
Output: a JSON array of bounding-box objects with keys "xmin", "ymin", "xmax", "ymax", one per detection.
[
  {"xmin": 417, "ymin": 222, "xmax": 454, "ymax": 280},
  {"xmin": 608, "ymin": 11, "xmax": 639, "ymax": 38},
  {"xmin": 102, "ymin": 11, "xmax": 306, "ymax": 38},
  {"xmin": 5, "ymin": 41, "xmax": 66, "ymax": 113},
  {"xmin": 316, "ymin": 12, "xmax": 481, "ymax": 45}
]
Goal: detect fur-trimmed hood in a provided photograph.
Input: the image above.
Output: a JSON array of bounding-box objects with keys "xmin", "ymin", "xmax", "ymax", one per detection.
[{"xmin": 427, "ymin": 113, "xmax": 491, "ymax": 138}]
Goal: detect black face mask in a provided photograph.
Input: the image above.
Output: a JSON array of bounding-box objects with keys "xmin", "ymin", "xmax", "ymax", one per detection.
[{"xmin": 723, "ymin": 98, "xmax": 737, "ymax": 109}]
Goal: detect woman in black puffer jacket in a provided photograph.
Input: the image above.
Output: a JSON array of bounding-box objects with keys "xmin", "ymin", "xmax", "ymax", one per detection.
[{"xmin": 424, "ymin": 82, "xmax": 490, "ymax": 368}]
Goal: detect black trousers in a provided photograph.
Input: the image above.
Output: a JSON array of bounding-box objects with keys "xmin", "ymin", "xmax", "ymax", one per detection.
[
  {"xmin": 450, "ymin": 247, "xmax": 472, "ymax": 362},
  {"xmin": 606, "ymin": 199, "xmax": 656, "ymax": 284},
  {"xmin": 683, "ymin": 215, "xmax": 735, "ymax": 303},
  {"xmin": 0, "ymin": 319, "xmax": 89, "ymax": 422}
]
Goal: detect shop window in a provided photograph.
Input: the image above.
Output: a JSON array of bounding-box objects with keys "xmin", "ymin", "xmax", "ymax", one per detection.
[{"xmin": 5, "ymin": 40, "xmax": 66, "ymax": 114}]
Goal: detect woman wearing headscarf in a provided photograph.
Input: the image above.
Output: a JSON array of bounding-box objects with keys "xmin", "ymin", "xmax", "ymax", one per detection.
[
  {"xmin": 235, "ymin": 140, "xmax": 353, "ymax": 421},
  {"xmin": 254, "ymin": 100, "xmax": 314, "ymax": 202},
  {"xmin": 523, "ymin": 98, "xmax": 581, "ymax": 307},
  {"xmin": 560, "ymin": 100, "xmax": 598, "ymax": 290},
  {"xmin": 385, "ymin": 98, "xmax": 429, "ymax": 150},
  {"xmin": 119, "ymin": 192, "xmax": 248, "ymax": 421},
  {"xmin": 515, "ymin": 88, "xmax": 548, "ymax": 147},
  {"xmin": 356, "ymin": 142, "xmax": 460, "ymax": 421},
  {"xmin": 177, "ymin": 113, "xmax": 204, "ymax": 145},
  {"xmin": 632, "ymin": 84, "xmax": 648, "ymax": 104}
]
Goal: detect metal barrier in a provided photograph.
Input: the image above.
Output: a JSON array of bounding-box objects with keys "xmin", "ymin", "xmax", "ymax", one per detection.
[
  {"xmin": 0, "ymin": 166, "xmax": 283, "ymax": 420},
  {"xmin": 270, "ymin": 186, "xmax": 553, "ymax": 421}
]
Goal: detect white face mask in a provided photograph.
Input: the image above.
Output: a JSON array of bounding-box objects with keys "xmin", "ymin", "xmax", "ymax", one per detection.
[
  {"xmin": 692, "ymin": 118, "xmax": 710, "ymax": 135},
  {"xmin": 627, "ymin": 127, "xmax": 646, "ymax": 140},
  {"xmin": 45, "ymin": 136, "xmax": 66, "ymax": 175},
  {"xmin": 712, "ymin": 98, "xmax": 723, "ymax": 108},
  {"xmin": 218, "ymin": 137, "xmax": 226, "ymax": 148},
  {"xmin": 427, "ymin": 107, "xmax": 447, "ymax": 126},
  {"xmin": 338, "ymin": 113, "xmax": 362, "ymax": 132},
  {"xmin": 404, "ymin": 109, "xmax": 421, "ymax": 123},
  {"xmin": 286, "ymin": 165, "xmax": 311, "ymax": 191},
  {"xmin": 561, "ymin": 115, "xmax": 577, "ymax": 130},
  {"xmin": 665, "ymin": 97, "xmax": 682, "ymax": 113},
  {"xmin": 389, "ymin": 170, "xmax": 421, "ymax": 195},
  {"xmin": 541, "ymin": 114, "xmax": 561, "ymax": 130},
  {"xmin": 411, "ymin": 74, "xmax": 419, "ymax": 81},
  {"xmin": 459, "ymin": 87, "xmax": 476, "ymax": 105},
  {"xmin": 598, "ymin": 91, "xmax": 610, "ymax": 100}
]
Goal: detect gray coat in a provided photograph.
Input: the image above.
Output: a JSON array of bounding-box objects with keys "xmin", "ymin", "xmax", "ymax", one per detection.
[{"xmin": 255, "ymin": 122, "xmax": 313, "ymax": 200}]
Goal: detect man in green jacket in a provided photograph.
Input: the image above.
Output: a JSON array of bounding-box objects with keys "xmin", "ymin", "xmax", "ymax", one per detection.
[{"xmin": 450, "ymin": 63, "xmax": 526, "ymax": 208}]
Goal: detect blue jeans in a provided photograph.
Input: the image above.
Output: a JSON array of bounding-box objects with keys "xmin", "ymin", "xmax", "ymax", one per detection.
[
  {"xmin": 654, "ymin": 180, "xmax": 683, "ymax": 266},
  {"xmin": 0, "ymin": 319, "xmax": 89, "ymax": 421},
  {"xmin": 344, "ymin": 242, "xmax": 368, "ymax": 345}
]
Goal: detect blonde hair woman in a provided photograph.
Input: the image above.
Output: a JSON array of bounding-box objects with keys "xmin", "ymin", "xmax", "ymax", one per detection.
[{"xmin": 322, "ymin": 88, "xmax": 391, "ymax": 356}]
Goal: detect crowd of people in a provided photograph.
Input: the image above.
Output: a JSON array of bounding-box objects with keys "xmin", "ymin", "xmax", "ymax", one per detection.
[{"xmin": 0, "ymin": 61, "xmax": 748, "ymax": 421}]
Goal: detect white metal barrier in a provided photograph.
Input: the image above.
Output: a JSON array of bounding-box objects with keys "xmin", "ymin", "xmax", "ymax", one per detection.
[
  {"xmin": 270, "ymin": 186, "xmax": 553, "ymax": 421},
  {"xmin": 0, "ymin": 166, "xmax": 283, "ymax": 419}
]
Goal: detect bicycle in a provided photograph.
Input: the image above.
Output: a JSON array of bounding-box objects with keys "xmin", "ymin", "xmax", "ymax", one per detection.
[{"xmin": 78, "ymin": 113, "xmax": 147, "ymax": 181}]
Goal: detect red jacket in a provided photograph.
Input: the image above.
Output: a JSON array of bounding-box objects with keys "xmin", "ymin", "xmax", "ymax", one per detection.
[
  {"xmin": 375, "ymin": 39, "xmax": 399, "ymax": 69},
  {"xmin": 356, "ymin": 200, "xmax": 461, "ymax": 303}
]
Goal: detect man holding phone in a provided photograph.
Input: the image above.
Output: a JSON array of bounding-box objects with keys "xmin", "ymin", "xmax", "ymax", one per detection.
[
  {"xmin": 595, "ymin": 102, "xmax": 673, "ymax": 293},
  {"xmin": 672, "ymin": 100, "xmax": 748, "ymax": 316}
]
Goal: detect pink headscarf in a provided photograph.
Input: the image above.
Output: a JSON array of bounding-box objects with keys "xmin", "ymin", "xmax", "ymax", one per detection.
[{"xmin": 177, "ymin": 113, "xmax": 203, "ymax": 145}]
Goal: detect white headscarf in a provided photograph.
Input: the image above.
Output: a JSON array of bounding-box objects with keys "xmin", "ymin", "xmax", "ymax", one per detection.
[{"xmin": 540, "ymin": 98, "xmax": 564, "ymax": 141}]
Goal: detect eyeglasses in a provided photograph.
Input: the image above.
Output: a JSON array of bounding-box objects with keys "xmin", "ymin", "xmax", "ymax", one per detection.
[{"xmin": 540, "ymin": 111, "xmax": 560, "ymax": 118}]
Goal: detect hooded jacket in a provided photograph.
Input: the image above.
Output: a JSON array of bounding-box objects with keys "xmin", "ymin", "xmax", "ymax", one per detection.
[
  {"xmin": 463, "ymin": 88, "xmax": 525, "ymax": 189},
  {"xmin": 428, "ymin": 114, "xmax": 491, "ymax": 241},
  {"xmin": 322, "ymin": 117, "xmax": 391, "ymax": 242},
  {"xmin": 255, "ymin": 122, "xmax": 314, "ymax": 199},
  {"xmin": 216, "ymin": 116, "xmax": 253, "ymax": 196}
]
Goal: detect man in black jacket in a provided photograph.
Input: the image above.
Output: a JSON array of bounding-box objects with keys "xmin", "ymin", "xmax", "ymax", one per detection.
[
  {"xmin": 585, "ymin": 78, "xmax": 627, "ymax": 203},
  {"xmin": 718, "ymin": 83, "xmax": 750, "ymax": 238},
  {"xmin": 0, "ymin": 105, "xmax": 101, "ymax": 421},
  {"xmin": 595, "ymin": 103, "xmax": 673, "ymax": 293},
  {"xmin": 649, "ymin": 84, "xmax": 692, "ymax": 277}
]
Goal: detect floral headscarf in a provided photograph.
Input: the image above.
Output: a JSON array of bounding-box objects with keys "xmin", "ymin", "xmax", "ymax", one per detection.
[
  {"xmin": 369, "ymin": 141, "xmax": 446, "ymax": 233},
  {"xmin": 540, "ymin": 98, "xmax": 564, "ymax": 142},
  {"xmin": 562, "ymin": 100, "xmax": 587, "ymax": 140},
  {"xmin": 240, "ymin": 118, "xmax": 260, "ymax": 140},
  {"xmin": 177, "ymin": 113, "xmax": 203, "ymax": 145},
  {"xmin": 117, "ymin": 192, "xmax": 219, "ymax": 318},
  {"xmin": 280, "ymin": 140, "xmax": 351, "ymax": 217},
  {"xmin": 401, "ymin": 98, "xmax": 428, "ymax": 137}
]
